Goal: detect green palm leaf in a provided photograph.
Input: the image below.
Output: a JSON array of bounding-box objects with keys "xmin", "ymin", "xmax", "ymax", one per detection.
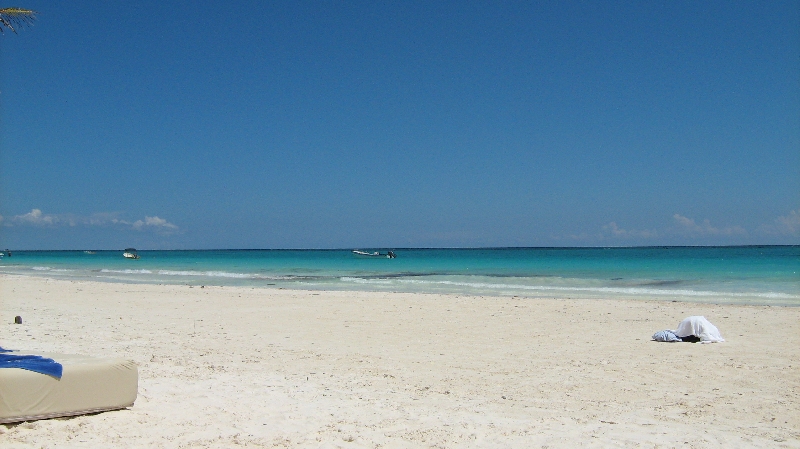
[{"xmin": 0, "ymin": 7, "xmax": 37, "ymax": 34}]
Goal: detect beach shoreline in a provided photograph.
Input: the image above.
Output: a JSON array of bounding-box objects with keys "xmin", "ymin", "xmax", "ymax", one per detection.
[{"xmin": 1, "ymin": 274, "xmax": 798, "ymax": 447}]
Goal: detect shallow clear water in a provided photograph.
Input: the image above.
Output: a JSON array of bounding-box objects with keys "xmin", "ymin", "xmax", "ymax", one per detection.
[{"xmin": 1, "ymin": 247, "xmax": 797, "ymax": 306}]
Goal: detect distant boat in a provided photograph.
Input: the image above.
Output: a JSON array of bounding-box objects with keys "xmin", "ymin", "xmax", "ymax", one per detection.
[
  {"xmin": 122, "ymin": 248, "xmax": 140, "ymax": 259},
  {"xmin": 83, "ymin": 250, "xmax": 96, "ymax": 255},
  {"xmin": 352, "ymin": 250, "xmax": 396, "ymax": 259}
]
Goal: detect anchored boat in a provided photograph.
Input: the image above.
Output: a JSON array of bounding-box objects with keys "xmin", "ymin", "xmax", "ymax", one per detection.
[
  {"xmin": 122, "ymin": 248, "xmax": 140, "ymax": 260},
  {"xmin": 352, "ymin": 250, "xmax": 396, "ymax": 259}
]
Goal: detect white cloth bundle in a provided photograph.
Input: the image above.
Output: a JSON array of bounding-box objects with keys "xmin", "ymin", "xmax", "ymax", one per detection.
[{"xmin": 672, "ymin": 316, "xmax": 725, "ymax": 343}]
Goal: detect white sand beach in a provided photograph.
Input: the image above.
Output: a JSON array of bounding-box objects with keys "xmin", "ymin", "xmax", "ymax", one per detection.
[{"xmin": 1, "ymin": 274, "xmax": 798, "ymax": 448}]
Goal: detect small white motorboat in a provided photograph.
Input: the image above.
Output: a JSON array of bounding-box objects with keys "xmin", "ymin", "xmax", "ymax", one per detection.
[
  {"xmin": 353, "ymin": 250, "xmax": 380, "ymax": 257},
  {"xmin": 122, "ymin": 248, "xmax": 140, "ymax": 260},
  {"xmin": 352, "ymin": 250, "xmax": 396, "ymax": 259}
]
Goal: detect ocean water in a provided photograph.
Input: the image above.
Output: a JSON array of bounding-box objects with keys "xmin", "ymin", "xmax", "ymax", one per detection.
[{"xmin": 1, "ymin": 247, "xmax": 797, "ymax": 306}]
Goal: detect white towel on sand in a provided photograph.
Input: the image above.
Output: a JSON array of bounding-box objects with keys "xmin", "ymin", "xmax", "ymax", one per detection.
[{"xmin": 672, "ymin": 316, "xmax": 725, "ymax": 343}]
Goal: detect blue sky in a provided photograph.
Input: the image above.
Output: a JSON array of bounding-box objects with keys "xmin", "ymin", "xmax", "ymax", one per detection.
[{"xmin": 1, "ymin": 1, "xmax": 798, "ymax": 249}]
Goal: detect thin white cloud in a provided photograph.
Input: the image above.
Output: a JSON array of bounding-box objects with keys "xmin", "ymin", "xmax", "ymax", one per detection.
[
  {"xmin": 758, "ymin": 209, "xmax": 800, "ymax": 236},
  {"xmin": 549, "ymin": 213, "xmax": 792, "ymax": 244},
  {"xmin": 562, "ymin": 232, "xmax": 593, "ymax": 241},
  {"xmin": 554, "ymin": 223, "xmax": 659, "ymax": 242},
  {"xmin": 11, "ymin": 209, "xmax": 60, "ymax": 226},
  {"xmin": 602, "ymin": 222, "xmax": 658, "ymax": 239},
  {"xmin": 3, "ymin": 209, "xmax": 179, "ymax": 234},
  {"xmin": 672, "ymin": 214, "xmax": 746, "ymax": 237},
  {"xmin": 132, "ymin": 216, "xmax": 179, "ymax": 231},
  {"xmin": 85, "ymin": 212, "xmax": 124, "ymax": 226}
]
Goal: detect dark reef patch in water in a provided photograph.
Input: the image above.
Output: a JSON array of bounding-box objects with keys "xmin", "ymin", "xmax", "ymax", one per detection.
[{"xmin": 638, "ymin": 280, "xmax": 684, "ymax": 287}]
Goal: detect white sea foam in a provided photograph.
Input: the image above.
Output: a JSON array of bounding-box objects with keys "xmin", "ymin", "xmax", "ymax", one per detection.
[
  {"xmin": 339, "ymin": 276, "xmax": 798, "ymax": 300},
  {"xmin": 340, "ymin": 276, "xmax": 393, "ymax": 285},
  {"xmin": 96, "ymin": 268, "xmax": 254, "ymax": 278},
  {"xmin": 176, "ymin": 271, "xmax": 302, "ymax": 280},
  {"xmin": 31, "ymin": 266, "xmax": 71, "ymax": 272},
  {"xmin": 157, "ymin": 270, "xmax": 252, "ymax": 278}
]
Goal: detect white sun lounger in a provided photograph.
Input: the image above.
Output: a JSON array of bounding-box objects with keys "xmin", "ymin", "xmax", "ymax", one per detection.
[{"xmin": 0, "ymin": 352, "xmax": 138, "ymax": 423}]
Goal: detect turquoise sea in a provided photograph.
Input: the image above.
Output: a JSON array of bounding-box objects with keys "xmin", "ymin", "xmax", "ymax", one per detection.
[{"xmin": 1, "ymin": 247, "xmax": 798, "ymax": 306}]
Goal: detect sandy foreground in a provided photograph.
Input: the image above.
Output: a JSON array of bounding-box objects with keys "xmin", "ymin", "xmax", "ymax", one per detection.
[{"xmin": 0, "ymin": 275, "xmax": 798, "ymax": 448}]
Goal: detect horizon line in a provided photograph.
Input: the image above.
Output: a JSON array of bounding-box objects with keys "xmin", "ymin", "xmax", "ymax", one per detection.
[{"xmin": 4, "ymin": 244, "xmax": 798, "ymax": 252}]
